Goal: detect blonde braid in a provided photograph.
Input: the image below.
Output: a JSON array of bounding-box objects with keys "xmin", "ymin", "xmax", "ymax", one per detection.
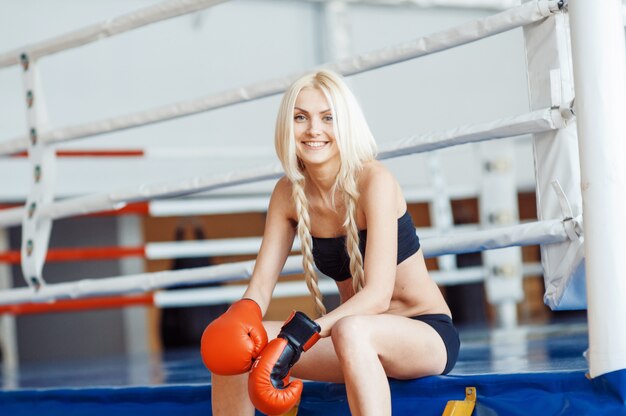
[
  {"xmin": 293, "ymin": 180, "xmax": 327, "ymax": 316},
  {"xmin": 342, "ymin": 177, "xmax": 365, "ymax": 294}
]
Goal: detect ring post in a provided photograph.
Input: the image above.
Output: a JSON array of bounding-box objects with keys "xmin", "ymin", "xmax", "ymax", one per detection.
[{"xmin": 569, "ymin": 0, "xmax": 626, "ymax": 379}]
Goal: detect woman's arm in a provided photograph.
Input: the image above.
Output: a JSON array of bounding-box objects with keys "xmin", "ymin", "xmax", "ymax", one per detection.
[
  {"xmin": 315, "ymin": 164, "xmax": 399, "ymax": 336},
  {"xmin": 243, "ymin": 177, "xmax": 297, "ymax": 315}
]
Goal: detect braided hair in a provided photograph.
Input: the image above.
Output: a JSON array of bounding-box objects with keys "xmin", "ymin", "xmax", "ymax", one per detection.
[{"xmin": 274, "ymin": 70, "xmax": 377, "ymax": 315}]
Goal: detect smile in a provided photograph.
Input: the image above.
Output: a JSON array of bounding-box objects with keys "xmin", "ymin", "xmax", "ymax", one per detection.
[{"xmin": 303, "ymin": 141, "xmax": 329, "ymax": 149}]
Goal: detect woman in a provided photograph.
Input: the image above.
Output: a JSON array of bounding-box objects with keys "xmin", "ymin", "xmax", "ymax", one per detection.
[{"xmin": 201, "ymin": 69, "xmax": 459, "ymax": 416}]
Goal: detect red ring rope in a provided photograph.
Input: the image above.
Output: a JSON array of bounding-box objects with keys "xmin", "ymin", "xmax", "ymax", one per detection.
[
  {"xmin": 0, "ymin": 293, "xmax": 155, "ymax": 315},
  {"xmin": 0, "ymin": 201, "xmax": 149, "ymax": 216},
  {"xmin": 0, "ymin": 246, "xmax": 146, "ymax": 263},
  {"xmin": 11, "ymin": 149, "xmax": 145, "ymax": 158}
]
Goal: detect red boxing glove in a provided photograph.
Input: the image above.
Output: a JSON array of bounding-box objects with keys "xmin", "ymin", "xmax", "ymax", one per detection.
[
  {"xmin": 200, "ymin": 298, "xmax": 268, "ymax": 375},
  {"xmin": 248, "ymin": 311, "xmax": 321, "ymax": 415}
]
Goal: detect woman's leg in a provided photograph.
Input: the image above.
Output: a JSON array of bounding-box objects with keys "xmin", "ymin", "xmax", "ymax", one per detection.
[
  {"xmin": 330, "ymin": 314, "xmax": 448, "ymax": 416},
  {"xmin": 211, "ymin": 320, "xmax": 344, "ymax": 415},
  {"xmin": 211, "ymin": 372, "xmax": 254, "ymax": 415},
  {"xmin": 210, "ymin": 321, "xmax": 282, "ymax": 415},
  {"xmin": 212, "ymin": 314, "xmax": 444, "ymax": 415}
]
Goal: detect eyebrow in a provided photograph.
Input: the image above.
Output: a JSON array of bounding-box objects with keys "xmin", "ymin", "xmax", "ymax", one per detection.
[{"xmin": 294, "ymin": 107, "xmax": 332, "ymax": 114}]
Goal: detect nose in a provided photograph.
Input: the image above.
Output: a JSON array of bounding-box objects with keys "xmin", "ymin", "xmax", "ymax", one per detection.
[
  {"xmin": 307, "ymin": 119, "xmax": 322, "ymax": 136},
  {"xmin": 307, "ymin": 127, "xmax": 321, "ymax": 136}
]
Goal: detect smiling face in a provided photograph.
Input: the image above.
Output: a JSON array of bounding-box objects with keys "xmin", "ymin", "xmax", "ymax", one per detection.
[{"xmin": 293, "ymin": 87, "xmax": 340, "ymax": 170}]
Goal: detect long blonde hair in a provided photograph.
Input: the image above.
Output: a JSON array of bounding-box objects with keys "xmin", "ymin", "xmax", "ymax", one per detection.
[{"xmin": 275, "ymin": 69, "xmax": 377, "ymax": 316}]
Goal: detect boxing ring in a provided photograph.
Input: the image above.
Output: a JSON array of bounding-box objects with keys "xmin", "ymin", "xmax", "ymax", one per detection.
[{"xmin": 1, "ymin": 0, "xmax": 626, "ymax": 414}]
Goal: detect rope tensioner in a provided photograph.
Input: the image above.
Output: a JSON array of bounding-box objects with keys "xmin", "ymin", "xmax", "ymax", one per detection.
[
  {"xmin": 19, "ymin": 52, "xmax": 29, "ymax": 71},
  {"xmin": 18, "ymin": 50, "xmax": 57, "ymax": 291}
]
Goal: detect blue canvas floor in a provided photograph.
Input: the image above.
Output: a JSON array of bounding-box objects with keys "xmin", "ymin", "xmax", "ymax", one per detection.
[{"xmin": 2, "ymin": 319, "xmax": 624, "ymax": 415}]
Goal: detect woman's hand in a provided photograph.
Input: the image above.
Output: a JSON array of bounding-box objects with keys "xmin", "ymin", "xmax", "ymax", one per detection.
[{"xmin": 248, "ymin": 311, "xmax": 321, "ymax": 415}]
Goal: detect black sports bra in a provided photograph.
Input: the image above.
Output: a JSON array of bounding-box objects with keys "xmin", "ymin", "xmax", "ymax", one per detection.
[{"xmin": 311, "ymin": 210, "xmax": 421, "ymax": 282}]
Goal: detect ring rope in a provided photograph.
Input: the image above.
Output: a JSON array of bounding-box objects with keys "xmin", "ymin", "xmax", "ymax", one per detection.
[
  {"xmin": 0, "ymin": 0, "xmax": 559, "ymax": 156},
  {"xmin": 0, "ymin": 246, "xmax": 147, "ymax": 264},
  {"xmin": 349, "ymin": 0, "xmax": 520, "ymax": 8},
  {"xmin": 10, "ymin": 147, "xmax": 274, "ymax": 159},
  {"xmin": 11, "ymin": 150, "xmax": 145, "ymax": 158},
  {"xmin": 0, "ymin": 217, "xmax": 571, "ymax": 306},
  {"xmin": 0, "ymin": 217, "xmax": 570, "ymax": 263},
  {"xmin": 3, "ymin": 184, "xmax": 535, "ymax": 220},
  {"xmin": 12, "ymin": 109, "xmax": 556, "ymax": 159},
  {"xmin": 0, "ymin": 0, "xmax": 229, "ymax": 69},
  {"xmin": 377, "ymin": 108, "xmax": 562, "ymax": 160},
  {"xmin": 0, "ymin": 293, "xmax": 154, "ymax": 315},
  {"xmin": 153, "ymin": 262, "xmax": 545, "ymax": 308},
  {"xmin": 0, "ymin": 263, "xmax": 547, "ymax": 315},
  {"xmin": 0, "ymin": 108, "xmax": 562, "ymax": 228}
]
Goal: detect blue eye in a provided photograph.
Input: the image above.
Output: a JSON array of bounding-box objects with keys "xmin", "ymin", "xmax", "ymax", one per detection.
[
  {"xmin": 294, "ymin": 114, "xmax": 306, "ymax": 122},
  {"xmin": 323, "ymin": 115, "xmax": 333, "ymax": 122}
]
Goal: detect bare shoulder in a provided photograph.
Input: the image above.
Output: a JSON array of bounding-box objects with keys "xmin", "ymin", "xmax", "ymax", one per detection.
[
  {"xmin": 273, "ymin": 175, "xmax": 293, "ymax": 196},
  {"xmin": 358, "ymin": 160, "xmax": 398, "ymax": 194},
  {"xmin": 270, "ymin": 176, "xmax": 297, "ymax": 220},
  {"xmin": 358, "ymin": 161, "xmax": 405, "ymax": 216}
]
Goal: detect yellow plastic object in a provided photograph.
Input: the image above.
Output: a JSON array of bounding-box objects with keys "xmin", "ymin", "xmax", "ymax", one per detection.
[{"xmin": 442, "ymin": 387, "xmax": 477, "ymax": 416}]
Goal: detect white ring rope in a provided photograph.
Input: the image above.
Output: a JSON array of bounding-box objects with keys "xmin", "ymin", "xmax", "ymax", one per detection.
[
  {"xmin": 0, "ymin": 0, "xmax": 229, "ymax": 69},
  {"xmin": 0, "ymin": 163, "xmax": 284, "ymax": 227},
  {"xmin": 0, "ymin": 0, "xmax": 559, "ymax": 156},
  {"xmin": 0, "ymin": 255, "xmax": 301, "ymax": 306},
  {"xmin": 0, "ymin": 217, "xmax": 571, "ymax": 306},
  {"xmin": 126, "ymin": 224, "xmax": 480, "ymax": 260},
  {"xmin": 147, "ymin": 197, "xmax": 274, "ymax": 216},
  {"xmin": 143, "ymin": 183, "xmax": 539, "ymax": 217},
  {"xmin": 146, "ymin": 236, "xmax": 265, "ymax": 259},
  {"xmin": 377, "ymin": 108, "xmax": 562, "ymax": 159},
  {"xmin": 143, "ymin": 147, "xmax": 275, "ymax": 159},
  {"xmin": 142, "ymin": 219, "xmax": 561, "ymax": 260},
  {"xmin": 422, "ymin": 217, "xmax": 575, "ymax": 258},
  {"xmin": 334, "ymin": 0, "xmax": 520, "ymax": 10},
  {"xmin": 5, "ymin": 105, "xmax": 560, "ymax": 161},
  {"xmin": 325, "ymin": 0, "xmax": 521, "ymax": 9},
  {"xmin": 0, "ymin": 108, "xmax": 561, "ymax": 227},
  {"xmin": 155, "ymin": 263, "xmax": 545, "ymax": 308}
]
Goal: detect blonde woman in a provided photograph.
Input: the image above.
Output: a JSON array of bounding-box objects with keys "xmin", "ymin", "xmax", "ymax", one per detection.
[{"xmin": 201, "ymin": 69, "xmax": 459, "ymax": 416}]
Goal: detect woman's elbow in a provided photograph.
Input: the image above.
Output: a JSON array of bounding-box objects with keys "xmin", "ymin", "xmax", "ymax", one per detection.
[
  {"xmin": 368, "ymin": 288, "xmax": 392, "ymax": 314},
  {"xmin": 374, "ymin": 298, "xmax": 391, "ymax": 314}
]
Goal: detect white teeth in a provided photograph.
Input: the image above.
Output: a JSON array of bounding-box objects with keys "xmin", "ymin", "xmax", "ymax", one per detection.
[{"xmin": 304, "ymin": 141, "xmax": 327, "ymax": 148}]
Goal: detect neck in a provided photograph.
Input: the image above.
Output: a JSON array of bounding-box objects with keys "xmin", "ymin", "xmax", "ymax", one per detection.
[{"xmin": 303, "ymin": 160, "xmax": 341, "ymax": 202}]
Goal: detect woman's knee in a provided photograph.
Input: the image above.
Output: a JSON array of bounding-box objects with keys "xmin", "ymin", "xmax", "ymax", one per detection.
[{"xmin": 330, "ymin": 315, "xmax": 372, "ymax": 356}]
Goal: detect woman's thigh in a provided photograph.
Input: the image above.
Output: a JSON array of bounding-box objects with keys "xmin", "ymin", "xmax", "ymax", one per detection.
[
  {"xmin": 263, "ymin": 313, "xmax": 448, "ymax": 382},
  {"xmin": 345, "ymin": 314, "xmax": 448, "ymax": 379}
]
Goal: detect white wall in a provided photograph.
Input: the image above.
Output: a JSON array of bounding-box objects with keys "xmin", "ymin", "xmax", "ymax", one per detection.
[{"xmin": 0, "ymin": 0, "xmax": 535, "ymax": 202}]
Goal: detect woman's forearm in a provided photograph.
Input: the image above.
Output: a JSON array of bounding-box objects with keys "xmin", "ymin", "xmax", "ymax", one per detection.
[{"xmin": 314, "ymin": 287, "xmax": 390, "ymax": 337}]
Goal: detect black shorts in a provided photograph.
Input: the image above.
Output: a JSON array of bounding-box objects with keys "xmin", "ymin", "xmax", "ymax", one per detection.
[{"xmin": 411, "ymin": 314, "xmax": 460, "ymax": 375}]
